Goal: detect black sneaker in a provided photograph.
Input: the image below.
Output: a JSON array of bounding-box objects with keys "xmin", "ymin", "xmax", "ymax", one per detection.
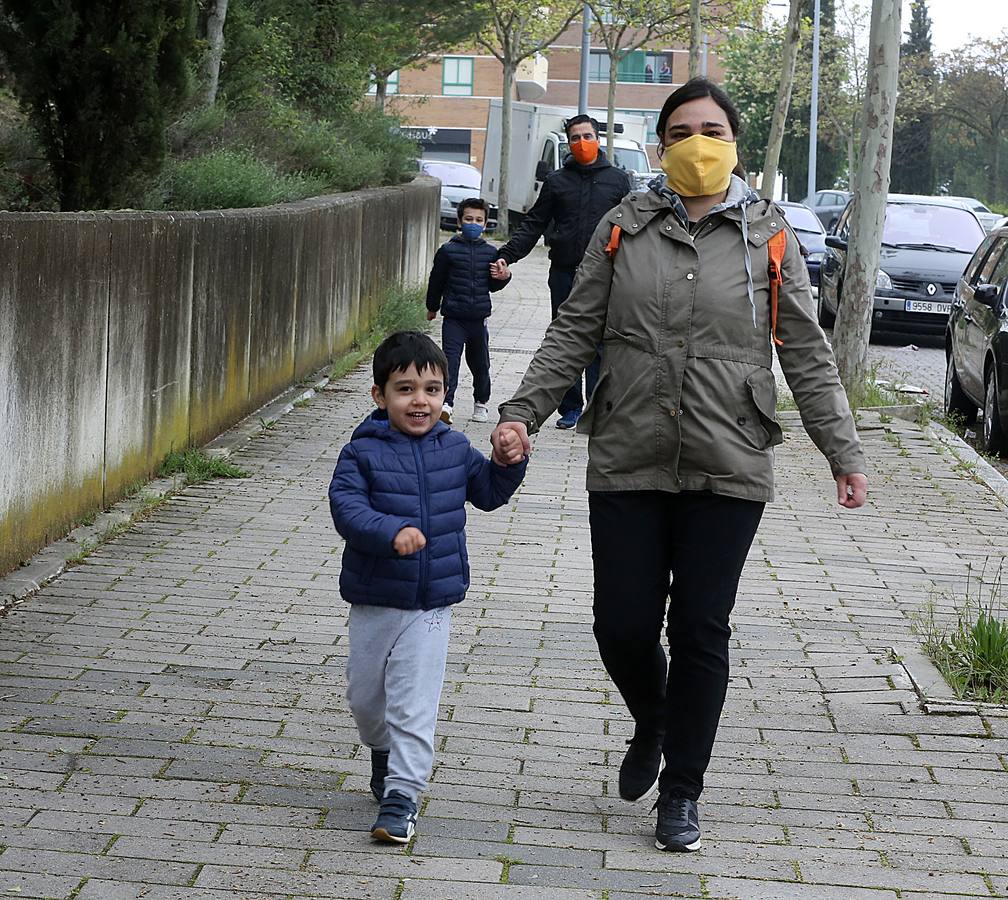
[
  {"xmin": 618, "ymin": 731, "xmax": 663, "ymax": 801},
  {"xmin": 369, "ymin": 749, "xmax": 389, "ymax": 802},
  {"xmin": 370, "ymin": 789, "xmax": 417, "ymax": 844},
  {"xmin": 653, "ymin": 793, "xmax": 701, "ymax": 852}
]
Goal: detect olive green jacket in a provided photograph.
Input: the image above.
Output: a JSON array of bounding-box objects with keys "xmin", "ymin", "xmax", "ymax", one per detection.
[{"xmin": 498, "ymin": 180, "xmax": 866, "ymax": 502}]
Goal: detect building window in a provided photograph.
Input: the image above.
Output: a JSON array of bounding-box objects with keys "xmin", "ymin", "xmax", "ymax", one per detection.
[
  {"xmin": 588, "ymin": 50, "xmax": 611, "ymax": 82},
  {"xmin": 367, "ymin": 70, "xmax": 399, "ymax": 95},
  {"xmin": 442, "ymin": 57, "xmax": 474, "ymax": 96}
]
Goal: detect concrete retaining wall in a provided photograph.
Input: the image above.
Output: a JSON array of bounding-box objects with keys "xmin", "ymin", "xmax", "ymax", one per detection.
[{"xmin": 0, "ymin": 177, "xmax": 439, "ymax": 573}]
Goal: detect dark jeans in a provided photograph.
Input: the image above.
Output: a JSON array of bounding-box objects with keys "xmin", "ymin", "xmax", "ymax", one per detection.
[
  {"xmin": 548, "ymin": 266, "xmax": 600, "ymax": 416},
  {"xmin": 442, "ymin": 316, "xmax": 490, "ymax": 407},
  {"xmin": 588, "ymin": 490, "xmax": 765, "ymax": 801}
]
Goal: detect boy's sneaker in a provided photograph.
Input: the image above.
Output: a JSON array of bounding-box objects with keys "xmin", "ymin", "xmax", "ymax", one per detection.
[
  {"xmin": 618, "ymin": 730, "xmax": 663, "ymax": 801},
  {"xmin": 471, "ymin": 402, "xmax": 490, "ymax": 423},
  {"xmin": 556, "ymin": 409, "xmax": 580, "ymax": 429},
  {"xmin": 370, "ymin": 789, "xmax": 417, "ymax": 844},
  {"xmin": 369, "ymin": 748, "xmax": 389, "ymax": 802},
  {"xmin": 440, "ymin": 404, "xmax": 453, "ymax": 425},
  {"xmin": 653, "ymin": 793, "xmax": 701, "ymax": 852}
]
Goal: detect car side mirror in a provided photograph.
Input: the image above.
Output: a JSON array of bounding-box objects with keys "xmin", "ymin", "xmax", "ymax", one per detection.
[
  {"xmin": 825, "ymin": 235, "xmax": 847, "ymax": 251},
  {"xmin": 975, "ymin": 283, "xmax": 1000, "ymax": 307},
  {"xmin": 535, "ymin": 160, "xmax": 551, "ymax": 182}
]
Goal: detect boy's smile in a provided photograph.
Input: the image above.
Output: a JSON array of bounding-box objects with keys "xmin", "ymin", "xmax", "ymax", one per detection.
[{"xmin": 372, "ymin": 363, "xmax": 446, "ymax": 436}]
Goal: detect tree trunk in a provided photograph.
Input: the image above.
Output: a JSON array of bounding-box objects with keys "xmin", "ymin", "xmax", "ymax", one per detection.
[
  {"xmin": 759, "ymin": 0, "xmax": 802, "ymax": 200},
  {"xmin": 374, "ymin": 76, "xmax": 388, "ymax": 114},
  {"xmin": 846, "ymin": 129, "xmax": 855, "ymax": 191},
  {"xmin": 689, "ymin": 0, "xmax": 702, "ymax": 78},
  {"xmin": 833, "ymin": 0, "xmax": 902, "ymax": 403},
  {"xmin": 606, "ymin": 56, "xmax": 618, "ymax": 159},
  {"xmin": 991, "ymin": 126, "xmax": 1001, "ymax": 205},
  {"xmin": 499, "ymin": 61, "xmax": 515, "ymax": 235},
  {"xmin": 200, "ymin": 0, "xmax": 229, "ymax": 106}
]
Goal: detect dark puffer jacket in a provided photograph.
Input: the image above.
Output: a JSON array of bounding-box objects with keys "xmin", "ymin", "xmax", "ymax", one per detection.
[
  {"xmin": 329, "ymin": 412, "xmax": 527, "ymax": 610},
  {"xmin": 497, "ymin": 152, "xmax": 632, "ymax": 270},
  {"xmin": 426, "ymin": 234, "xmax": 511, "ymax": 321}
]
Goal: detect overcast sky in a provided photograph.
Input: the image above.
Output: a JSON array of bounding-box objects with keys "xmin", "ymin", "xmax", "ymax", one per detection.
[{"xmin": 919, "ymin": 0, "xmax": 1008, "ymax": 54}]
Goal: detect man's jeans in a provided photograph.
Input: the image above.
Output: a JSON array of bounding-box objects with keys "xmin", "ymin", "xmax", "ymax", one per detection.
[{"xmin": 547, "ymin": 266, "xmax": 600, "ymax": 416}]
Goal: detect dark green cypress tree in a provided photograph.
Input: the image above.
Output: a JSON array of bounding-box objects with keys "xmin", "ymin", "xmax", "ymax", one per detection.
[
  {"xmin": 889, "ymin": 0, "xmax": 935, "ymax": 194},
  {"xmin": 0, "ymin": 2, "xmax": 197, "ymax": 210}
]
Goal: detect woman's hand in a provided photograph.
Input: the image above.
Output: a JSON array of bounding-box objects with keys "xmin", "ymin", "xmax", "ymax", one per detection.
[
  {"xmin": 836, "ymin": 473, "xmax": 868, "ymax": 509},
  {"xmin": 491, "ymin": 421, "xmax": 531, "ymax": 464}
]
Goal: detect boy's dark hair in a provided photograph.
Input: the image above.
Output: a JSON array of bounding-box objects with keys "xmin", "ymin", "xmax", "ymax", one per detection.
[
  {"xmin": 456, "ymin": 197, "xmax": 488, "ymax": 221},
  {"xmin": 563, "ymin": 114, "xmax": 599, "ymax": 138},
  {"xmin": 373, "ymin": 330, "xmax": 449, "ymax": 390}
]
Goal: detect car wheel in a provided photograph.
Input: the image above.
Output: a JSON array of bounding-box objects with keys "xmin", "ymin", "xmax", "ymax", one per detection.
[
  {"xmin": 817, "ymin": 290, "xmax": 835, "ymax": 328},
  {"xmin": 983, "ymin": 366, "xmax": 1005, "ymax": 455},
  {"xmin": 944, "ymin": 355, "xmax": 977, "ymax": 425}
]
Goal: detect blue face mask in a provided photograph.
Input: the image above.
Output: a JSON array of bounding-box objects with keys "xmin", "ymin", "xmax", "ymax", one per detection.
[{"xmin": 460, "ymin": 222, "xmax": 484, "ymax": 240}]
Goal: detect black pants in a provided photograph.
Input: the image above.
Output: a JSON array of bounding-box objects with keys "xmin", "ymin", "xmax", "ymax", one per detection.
[
  {"xmin": 441, "ymin": 316, "xmax": 490, "ymax": 407},
  {"xmin": 548, "ymin": 266, "xmax": 600, "ymax": 416},
  {"xmin": 589, "ymin": 490, "xmax": 765, "ymax": 800}
]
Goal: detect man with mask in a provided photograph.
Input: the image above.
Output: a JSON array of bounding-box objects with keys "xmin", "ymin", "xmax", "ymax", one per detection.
[{"xmin": 491, "ymin": 115, "xmax": 632, "ymax": 429}]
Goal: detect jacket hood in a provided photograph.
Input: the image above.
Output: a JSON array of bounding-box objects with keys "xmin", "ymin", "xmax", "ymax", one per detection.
[
  {"xmin": 562, "ymin": 150, "xmax": 612, "ymax": 174},
  {"xmin": 351, "ymin": 409, "xmax": 450, "ymax": 442}
]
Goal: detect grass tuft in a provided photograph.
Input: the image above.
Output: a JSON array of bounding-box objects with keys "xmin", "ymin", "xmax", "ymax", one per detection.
[
  {"xmin": 158, "ymin": 449, "xmax": 249, "ymax": 485},
  {"xmin": 915, "ymin": 558, "xmax": 1008, "ymax": 704}
]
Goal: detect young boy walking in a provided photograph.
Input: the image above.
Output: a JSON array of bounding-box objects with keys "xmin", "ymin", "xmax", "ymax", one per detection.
[
  {"xmin": 426, "ymin": 197, "xmax": 511, "ymax": 425},
  {"xmin": 329, "ymin": 331, "xmax": 527, "ymax": 843}
]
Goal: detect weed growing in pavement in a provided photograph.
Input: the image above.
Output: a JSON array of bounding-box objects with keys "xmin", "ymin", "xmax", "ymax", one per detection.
[
  {"xmin": 915, "ymin": 558, "xmax": 1008, "ymax": 704},
  {"xmin": 330, "ymin": 284, "xmax": 429, "ymax": 381},
  {"xmin": 158, "ymin": 449, "xmax": 249, "ymax": 485}
]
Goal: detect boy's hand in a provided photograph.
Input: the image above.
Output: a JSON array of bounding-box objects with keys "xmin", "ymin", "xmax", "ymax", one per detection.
[
  {"xmin": 489, "ymin": 259, "xmax": 510, "ymax": 280},
  {"xmin": 393, "ymin": 526, "xmax": 427, "ymax": 556},
  {"xmin": 491, "ymin": 422, "xmax": 530, "ymax": 466},
  {"xmin": 426, "ymin": 309, "xmax": 437, "ymax": 321}
]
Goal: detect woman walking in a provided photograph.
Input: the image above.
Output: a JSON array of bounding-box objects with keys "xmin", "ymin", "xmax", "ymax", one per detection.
[{"xmin": 491, "ymin": 78, "xmax": 867, "ymax": 852}]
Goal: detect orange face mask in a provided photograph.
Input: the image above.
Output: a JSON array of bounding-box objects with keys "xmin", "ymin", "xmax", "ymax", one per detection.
[{"xmin": 570, "ymin": 136, "xmax": 599, "ymax": 166}]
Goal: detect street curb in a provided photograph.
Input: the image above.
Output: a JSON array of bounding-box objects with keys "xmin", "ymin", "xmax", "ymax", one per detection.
[
  {"xmin": 0, "ymin": 362, "xmax": 338, "ymax": 615},
  {"xmin": 896, "ymin": 646, "xmax": 1008, "ymax": 718}
]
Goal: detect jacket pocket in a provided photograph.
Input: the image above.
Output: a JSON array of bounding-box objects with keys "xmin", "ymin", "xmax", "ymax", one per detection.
[
  {"xmin": 577, "ymin": 369, "xmax": 609, "ymax": 435},
  {"xmin": 744, "ymin": 370, "xmax": 784, "ymax": 449}
]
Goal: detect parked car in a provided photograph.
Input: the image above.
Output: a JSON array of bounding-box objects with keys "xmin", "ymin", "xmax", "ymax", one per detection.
[
  {"xmin": 778, "ymin": 201, "xmax": 827, "ymax": 287},
  {"xmin": 818, "ymin": 194, "xmax": 987, "ymax": 336},
  {"xmin": 418, "ymin": 160, "xmax": 498, "ymax": 232},
  {"xmin": 945, "ymin": 225, "xmax": 1008, "ymax": 453},
  {"xmin": 943, "ymin": 196, "xmax": 1002, "ymax": 233},
  {"xmin": 801, "ymin": 189, "xmax": 851, "ymax": 231}
]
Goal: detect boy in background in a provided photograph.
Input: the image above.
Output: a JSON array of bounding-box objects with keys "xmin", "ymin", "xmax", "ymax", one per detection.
[
  {"xmin": 329, "ymin": 331, "xmax": 527, "ymax": 843},
  {"xmin": 426, "ymin": 198, "xmax": 511, "ymax": 424}
]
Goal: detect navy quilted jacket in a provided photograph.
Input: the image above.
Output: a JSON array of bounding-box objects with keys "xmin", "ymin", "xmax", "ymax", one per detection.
[
  {"xmin": 329, "ymin": 412, "xmax": 527, "ymax": 610},
  {"xmin": 425, "ymin": 234, "xmax": 511, "ymax": 321}
]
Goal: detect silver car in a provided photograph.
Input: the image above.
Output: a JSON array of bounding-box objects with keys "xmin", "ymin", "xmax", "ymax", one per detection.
[
  {"xmin": 801, "ymin": 189, "xmax": 851, "ymax": 232},
  {"xmin": 943, "ymin": 196, "xmax": 1001, "ymax": 233},
  {"xmin": 418, "ymin": 160, "xmax": 497, "ymax": 232}
]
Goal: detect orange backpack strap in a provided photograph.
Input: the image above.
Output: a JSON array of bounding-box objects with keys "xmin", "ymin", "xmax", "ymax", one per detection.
[
  {"xmin": 767, "ymin": 228, "xmax": 787, "ymax": 347},
  {"xmin": 604, "ymin": 224, "xmax": 622, "ymax": 259}
]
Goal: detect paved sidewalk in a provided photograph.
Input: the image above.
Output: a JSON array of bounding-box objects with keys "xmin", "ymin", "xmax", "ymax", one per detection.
[{"xmin": 2, "ymin": 246, "xmax": 1008, "ymax": 899}]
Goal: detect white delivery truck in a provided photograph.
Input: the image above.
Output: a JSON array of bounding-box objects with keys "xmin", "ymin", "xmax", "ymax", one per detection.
[{"xmin": 481, "ymin": 99, "xmax": 652, "ymax": 227}]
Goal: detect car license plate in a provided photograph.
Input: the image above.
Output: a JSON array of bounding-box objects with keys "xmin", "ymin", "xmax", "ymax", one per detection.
[{"xmin": 905, "ymin": 299, "xmax": 951, "ymax": 315}]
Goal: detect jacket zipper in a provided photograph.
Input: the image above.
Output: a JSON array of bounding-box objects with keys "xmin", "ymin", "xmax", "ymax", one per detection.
[
  {"xmin": 470, "ymin": 242, "xmax": 476, "ymax": 304},
  {"xmin": 411, "ymin": 440, "xmax": 430, "ymax": 604}
]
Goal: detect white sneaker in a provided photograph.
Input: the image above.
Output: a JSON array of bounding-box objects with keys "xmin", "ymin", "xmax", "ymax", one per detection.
[
  {"xmin": 471, "ymin": 402, "xmax": 490, "ymax": 423},
  {"xmin": 440, "ymin": 404, "xmax": 453, "ymax": 425}
]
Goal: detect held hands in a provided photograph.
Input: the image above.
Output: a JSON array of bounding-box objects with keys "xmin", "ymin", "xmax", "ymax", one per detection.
[
  {"xmin": 426, "ymin": 309, "xmax": 437, "ymax": 321},
  {"xmin": 835, "ymin": 473, "xmax": 868, "ymax": 509},
  {"xmin": 489, "ymin": 259, "xmax": 510, "ymax": 281},
  {"xmin": 491, "ymin": 421, "xmax": 531, "ymax": 466},
  {"xmin": 393, "ymin": 526, "xmax": 427, "ymax": 556}
]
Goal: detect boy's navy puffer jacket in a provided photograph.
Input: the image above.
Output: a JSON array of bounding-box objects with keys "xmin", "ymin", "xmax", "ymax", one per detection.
[
  {"xmin": 329, "ymin": 412, "xmax": 527, "ymax": 610},
  {"xmin": 425, "ymin": 234, "xmax": 511, "ymax": 321}
]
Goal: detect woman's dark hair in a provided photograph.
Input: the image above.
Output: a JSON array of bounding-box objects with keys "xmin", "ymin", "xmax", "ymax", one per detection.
[
  {"xmin": 655, "ymin": 77, "xmax": 741, "ymax": 143},
  {"xmin": 457, "ymin": 196, "xmax": 488, "ymax": 221},
  {"xmin": 373, "ymin": 331, "xmax": 449, "ymax": 390}
]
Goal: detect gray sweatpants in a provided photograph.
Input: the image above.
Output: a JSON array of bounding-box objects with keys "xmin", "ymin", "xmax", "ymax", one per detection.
[{"xmin": 346, "ymin": 603, "xmax": 453, "ymax": 802}]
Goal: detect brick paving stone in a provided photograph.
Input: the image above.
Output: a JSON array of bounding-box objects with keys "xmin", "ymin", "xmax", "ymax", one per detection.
[{"xmin": 4, "ymin": 246, "xmax": 1008, "ymax": 898}]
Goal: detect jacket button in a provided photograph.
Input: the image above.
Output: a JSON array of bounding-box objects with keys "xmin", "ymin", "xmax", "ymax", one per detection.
[
  {"xmin": 737, "ymin": 416, "xmax": 747, "ymax": 425},
  {"xmin": 686, "ymin": 273, "xmax": 694, "ymax": 280},
  {"xmin": 666, "ymin": 225, "xmax": 672, "ymax": 230},
  {"xmin": 754, "ymin": 233, "xmax": 761, "ymax": 239},
  {"xmin": 670, "ymin": 409, "xmax": 677, "ymax": 417},
  {"xmin": 771, "ymin": 221, "xmax": 778, "ymax": 227},
  {"xmin": 616, "ymin": 212, "xmax": 622, "ymax": 217},
  {"xmin": 677, "ymin": 339, "xmax": 685, "ymax": 347},
  {"xmin": 631, "ymin": 223, "xmax": 638, "ymax": 228}
]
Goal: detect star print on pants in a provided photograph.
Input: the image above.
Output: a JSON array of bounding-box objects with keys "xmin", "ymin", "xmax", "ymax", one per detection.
[{"xmin": 424, "ymin": 609, "xmax": 444, "ymax": 632}]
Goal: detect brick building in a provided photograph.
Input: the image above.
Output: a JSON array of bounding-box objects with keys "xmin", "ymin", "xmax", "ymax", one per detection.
[{"xmin": 375, "ymin": 19, "xmax": 724, "ymax": 171}]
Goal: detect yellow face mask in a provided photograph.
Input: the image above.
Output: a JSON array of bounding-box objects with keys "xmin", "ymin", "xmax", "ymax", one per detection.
[{"xmin": 659, "ymin": 134, "xmax": 738, "ymax": 197}]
